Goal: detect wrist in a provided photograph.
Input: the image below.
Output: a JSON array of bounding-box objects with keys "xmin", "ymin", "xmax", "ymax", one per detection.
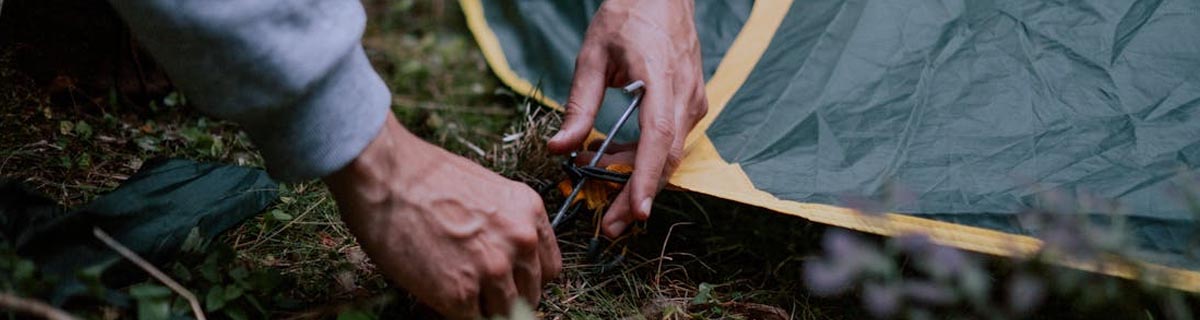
[{"xmin": 323, "ymin": 115, "xmax": 434, "ymax": 206}]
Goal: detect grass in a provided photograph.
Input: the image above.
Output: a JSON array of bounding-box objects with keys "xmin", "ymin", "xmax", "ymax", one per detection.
[
  {"xmin": 4, "ymin": 1, "xmax": 1195, "ymax": 319},
  {"xmin": 0, "ymin": 1, "xmax": 840, "ymax": 318}
]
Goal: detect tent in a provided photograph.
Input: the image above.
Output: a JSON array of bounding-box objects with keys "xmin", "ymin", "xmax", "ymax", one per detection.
[{"xmin": 460, "ymin": 0, "xmax": 1200, "ymax": 290}]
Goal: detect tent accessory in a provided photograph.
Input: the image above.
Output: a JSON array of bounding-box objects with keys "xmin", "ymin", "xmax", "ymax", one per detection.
[{"xmin": 551, "ymin": 80, "xmax": 644, "ymax": 228}]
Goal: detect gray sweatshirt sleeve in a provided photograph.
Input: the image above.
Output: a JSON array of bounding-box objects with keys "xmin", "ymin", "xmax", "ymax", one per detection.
[{"xmin": 108, "ymin": 0, "xmax": 391, "ymax": 181}]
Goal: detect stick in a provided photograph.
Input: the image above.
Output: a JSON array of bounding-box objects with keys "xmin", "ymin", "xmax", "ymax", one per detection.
[
  {"xmin": 93, "ymin": 228, "xmax": 207, "ymax": 320},
  {"xmin": 0, "ymin": 292, "xmax": 77, "ymax": 320}
]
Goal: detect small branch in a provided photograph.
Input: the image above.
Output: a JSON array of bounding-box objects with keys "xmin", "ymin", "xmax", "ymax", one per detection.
[
  {"xmin": 655, "ymin": 222, "xmax": 693, "ymax": 289},
  {"xmin": 0, "ymin": 292, "xmax": 78, "ymax": 320},
  {"xmin": 93, "ymin": 228, "xmax": 207, "ymax": 320}
]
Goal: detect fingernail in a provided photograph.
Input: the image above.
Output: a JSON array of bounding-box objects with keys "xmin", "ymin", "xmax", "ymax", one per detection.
[
  {"xmin": 607, "ymin": 220, "xmax": 628, "ymax": 234},
  {"xmin": 639, "ymin": 198, "xmax": 654, "ymax": 218}
]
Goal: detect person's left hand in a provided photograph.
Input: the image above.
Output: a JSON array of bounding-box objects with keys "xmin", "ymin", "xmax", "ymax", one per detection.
[{"xmin": 548, "ymin": 0, "xmax": 707, "ymax": 238}]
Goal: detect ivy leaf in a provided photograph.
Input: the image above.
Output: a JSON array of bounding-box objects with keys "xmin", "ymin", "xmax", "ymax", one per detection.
[
  {"xmin": 74, "ymin": 120, "xmax": 93, "ymax": 139},
  {"xmin": 224, "ymin": 285, "xmax": 244, "ymax": 301},
  {"xmin": 130, "ymin": 283, "xmax": 172, "ymax": 320},
  {"xmin": 206, "ymin": 285, "xmax": 227, "ymax": 311},
  {"xmin": 181, "ymin": 227, "xmax": 206, "ymax": 253},
  {"xmin": 129, "ymin": 283, "xmax": 171, "ymax": 300},
  {"xmin": 691, "ymin": 282, "xmax": 715, "ymax": 305},
  {"xmin": 226, "ymin": 306, "xmax": 250, "ymax": 320},
  {"xmin": 269, "ymin": 209, "xmax": 293, "ymax": 222},
  {"xmin": 135, "ymin": 136, "xmax": 160, "ymax": 152},
  {"xmin": 58, "ymin": 120, "xmax": 74, "ymax": 136}
]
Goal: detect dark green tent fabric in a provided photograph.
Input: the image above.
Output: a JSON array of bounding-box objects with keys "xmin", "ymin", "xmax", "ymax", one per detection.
[
  {"xmin": 0, "ymin": 158, "xmax": 277, "ymax": 304},
  {"xmin": 468, "ymin": 0, "xmax": 1200, "ymax": 274}
]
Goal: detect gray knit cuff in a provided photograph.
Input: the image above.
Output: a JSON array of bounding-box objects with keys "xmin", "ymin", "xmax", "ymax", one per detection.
[{"xmin": 244, "ymin": 46, "xmax": 390, "ymax": 181}]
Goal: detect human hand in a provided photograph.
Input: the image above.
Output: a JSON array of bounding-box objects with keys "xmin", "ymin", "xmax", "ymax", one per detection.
[
  {"xmin": 324, "ymin": 115, "xmax": 562, "ymax": 319},
  {"xmin": 548, "ymin": 0, "xmax": 707, "ymax": 238}
]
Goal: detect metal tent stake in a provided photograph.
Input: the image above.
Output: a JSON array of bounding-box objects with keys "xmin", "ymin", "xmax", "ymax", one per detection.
[{"xmin": 550, "ymin": 80, "xmax": 645, "ymax": 228}]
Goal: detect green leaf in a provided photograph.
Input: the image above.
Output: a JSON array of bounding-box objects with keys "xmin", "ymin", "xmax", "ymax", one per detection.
[
  {"xmin": 135, "ymin": 136, "xmax": 160, "ymax": 152},
  {"xmin": 181, "ymin": 227, "xmax": 205, "ymax": 253},
  {"xmin": 179, "ymin": 127, "xmax": 205, "ymax": 143},
  {"xmin": 58, "ymin": 120, "xmax": 74, "ymax": 135},
  {"xmin": 225, "ymin": 306, "xmax": 250, "ymax": 320},
  {"xmin": 58, "ymin": 155, "xmax": 72, "ymax": 169},
  {"xmin": 129, "ymin": 283, "xmax": 172, "ymax": 300},
  {"xmin": 163, "ymin": 92, "xmax": 183, "ymax": 107},
  {"xmin": 224, "ymin": 285, "xmax": 244, "ymax": 301},
  {"xmin": 74, "ymin": 120, "xmax": 93, "ymax": 139},
  {"xmin": 269, "ymin": 209, "xmax": 293, "ymax": 222},
  {"xmin": 208, "ymin": 135, "xmax": 225, "ymax": 157},
  {"xmin": 691, "ymin": 282, "xmax": 715, "ymax": 305},
  {"xmin": 200, "ymin": 259, "xmax": 222, "ymax": 283},
  {"xmin": 229, "ymin": 266, "xmax": 249, "ymax": 281},
  {"xmin": 206, "ymin": 285, "xmax": 227, "ymax": 311},
  {"xmin": 136, "ymin": 297, "xmax": 171, "ymax": 320},
  {"xmin": 170, "ymin": 263, "xmax": 193, "ymax": 283},
  {"xmin": 12, "ymin": 260, "xmax": 34, "ymax": 281},
  {"xmin": 76, "ymin": 153, "xmax": 92, "ymax": 169}
]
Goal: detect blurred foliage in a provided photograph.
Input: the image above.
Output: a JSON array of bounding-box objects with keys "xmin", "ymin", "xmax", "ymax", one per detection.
[{"xmin": 804, "ymin": 185, "xmax": 1200, "ymax": 319}]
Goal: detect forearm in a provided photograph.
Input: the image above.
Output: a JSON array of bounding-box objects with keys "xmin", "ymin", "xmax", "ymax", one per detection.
[{"xmin": 108, "ymin": 0, "xmax": 390, "ymax": 180}]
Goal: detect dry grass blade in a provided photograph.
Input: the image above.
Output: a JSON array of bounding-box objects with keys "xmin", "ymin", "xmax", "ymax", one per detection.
[
  {"xmin": 0, "ymin": 292, "xmax": 78, "ymax": 320},
  {"xmin": 93, "ymin": 228, "xmax": 207, "ymax": 320}
]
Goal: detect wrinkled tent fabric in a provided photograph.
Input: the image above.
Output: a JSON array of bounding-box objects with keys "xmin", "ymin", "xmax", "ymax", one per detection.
[
  {"xmin": 462, "ymin": 0, "xmax": 1200, "ymax": 290},
  {"xmin": 0, "ymin": 158, "xmax": 277, "ymax": 304}
]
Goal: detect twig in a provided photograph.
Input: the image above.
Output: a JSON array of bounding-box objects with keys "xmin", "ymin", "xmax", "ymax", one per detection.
[
  {"xmin": 245, "ymin": 197, "xmax": 325, "ymax": 251},
  {"xmin": 93, "ymin": 228, "xmax": 207, "ymax": 320},
  {"xmin": 454, "ymin": 135, "xmax": 487, "ymax": 157},
  {"xmin": 655, "ymin": 222, "xmax": 693, "ymax": 289},
  {"xmin": 0, "ymin": 292, "xmax": 78, "ymax": 320}
]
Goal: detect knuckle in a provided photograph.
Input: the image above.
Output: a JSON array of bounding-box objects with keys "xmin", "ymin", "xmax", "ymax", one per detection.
[
  {"xmin": 563, "ymin": 101, "xmax": 584, "ymax": 119},
  {"xmin": 645, "ymin": 117, "xmax": 676, "ymax": 138},
  {"xmin": 575, "ymin": 47, "xmax": 605, "ymax": 67},
  {"xmin": 692, "ymin": 99, "xmax": 709, "ymax": 119},
  {"xmin": 484, "ymin": 258, "xmax": 512, "ymax": 279},
  {"xmin": 666, "ymin": 149, "xmax": 685, "ymax": 171},
  {"xmin": 511, "ymin": 226, "xmax": 539, "ymax": 249}
]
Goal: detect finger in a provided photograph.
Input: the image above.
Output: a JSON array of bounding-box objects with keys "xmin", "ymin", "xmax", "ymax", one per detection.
[
  {"xmin": 602, "ymin": 186, "xmax": 635, "ymax": 238},
  {"xmin": 628, "ymin": 76, "xmax": 677, "ymax": 220},
  {"xmin": 536, "ymin": 212, "xmax": 563, "ymax": 282},
  {"xmin": 549, "ymin": 47, "xmax": 609, "ymax": 154},
  {"xmin": 481, "ymin": 275, "xmax": 519, "ymax": 317},
  {"xmin": 481, "ymin": 262, "xmax": 520, "ymax": 317},
  {"xmin": 513, "ymin": 245, "xmax": 542, "ymax": 306},
  {"xmin": 434, "ymin": 269, "xmax": 482, "ymax": 320}
]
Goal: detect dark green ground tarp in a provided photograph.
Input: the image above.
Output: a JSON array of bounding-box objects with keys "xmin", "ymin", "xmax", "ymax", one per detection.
[
  {"xmin": 472, "ymin": 0, "xmax": 1200, "ymax": 272},
  {"xmin": 0, "ymin": 159, "xmax": 277, "ymax": 304}
]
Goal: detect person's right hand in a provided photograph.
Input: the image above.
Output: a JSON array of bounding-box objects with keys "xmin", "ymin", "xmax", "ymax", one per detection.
[{"xmin": 323, "ymin": 115, "xmax": 562, "ymax": 319}]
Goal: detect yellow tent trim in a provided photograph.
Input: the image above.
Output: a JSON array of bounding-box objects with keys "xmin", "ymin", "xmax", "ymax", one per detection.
[
  {"xmin": 461, "ymin": 0, "xmax": 562, "ymax": 111},
  {"xmin": 460, "ymin": 0, "xmax": 1200, "ymax": 291}
]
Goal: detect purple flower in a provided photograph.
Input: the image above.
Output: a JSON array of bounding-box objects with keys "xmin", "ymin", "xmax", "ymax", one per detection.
[
  {"xmin": 902, "ymin": 281, "xmax": 957, "ymax": 306},
  {"xmin": 804, "ymin": 259, "xmax": 855, "ymax": 296},
  {"xmin": 1007, "ymin": 273, "xmax": 1045, "ymax": 315},
  {"xmin": 863, "ymin": 282, "xmax": 902, "ymax": 318}
]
